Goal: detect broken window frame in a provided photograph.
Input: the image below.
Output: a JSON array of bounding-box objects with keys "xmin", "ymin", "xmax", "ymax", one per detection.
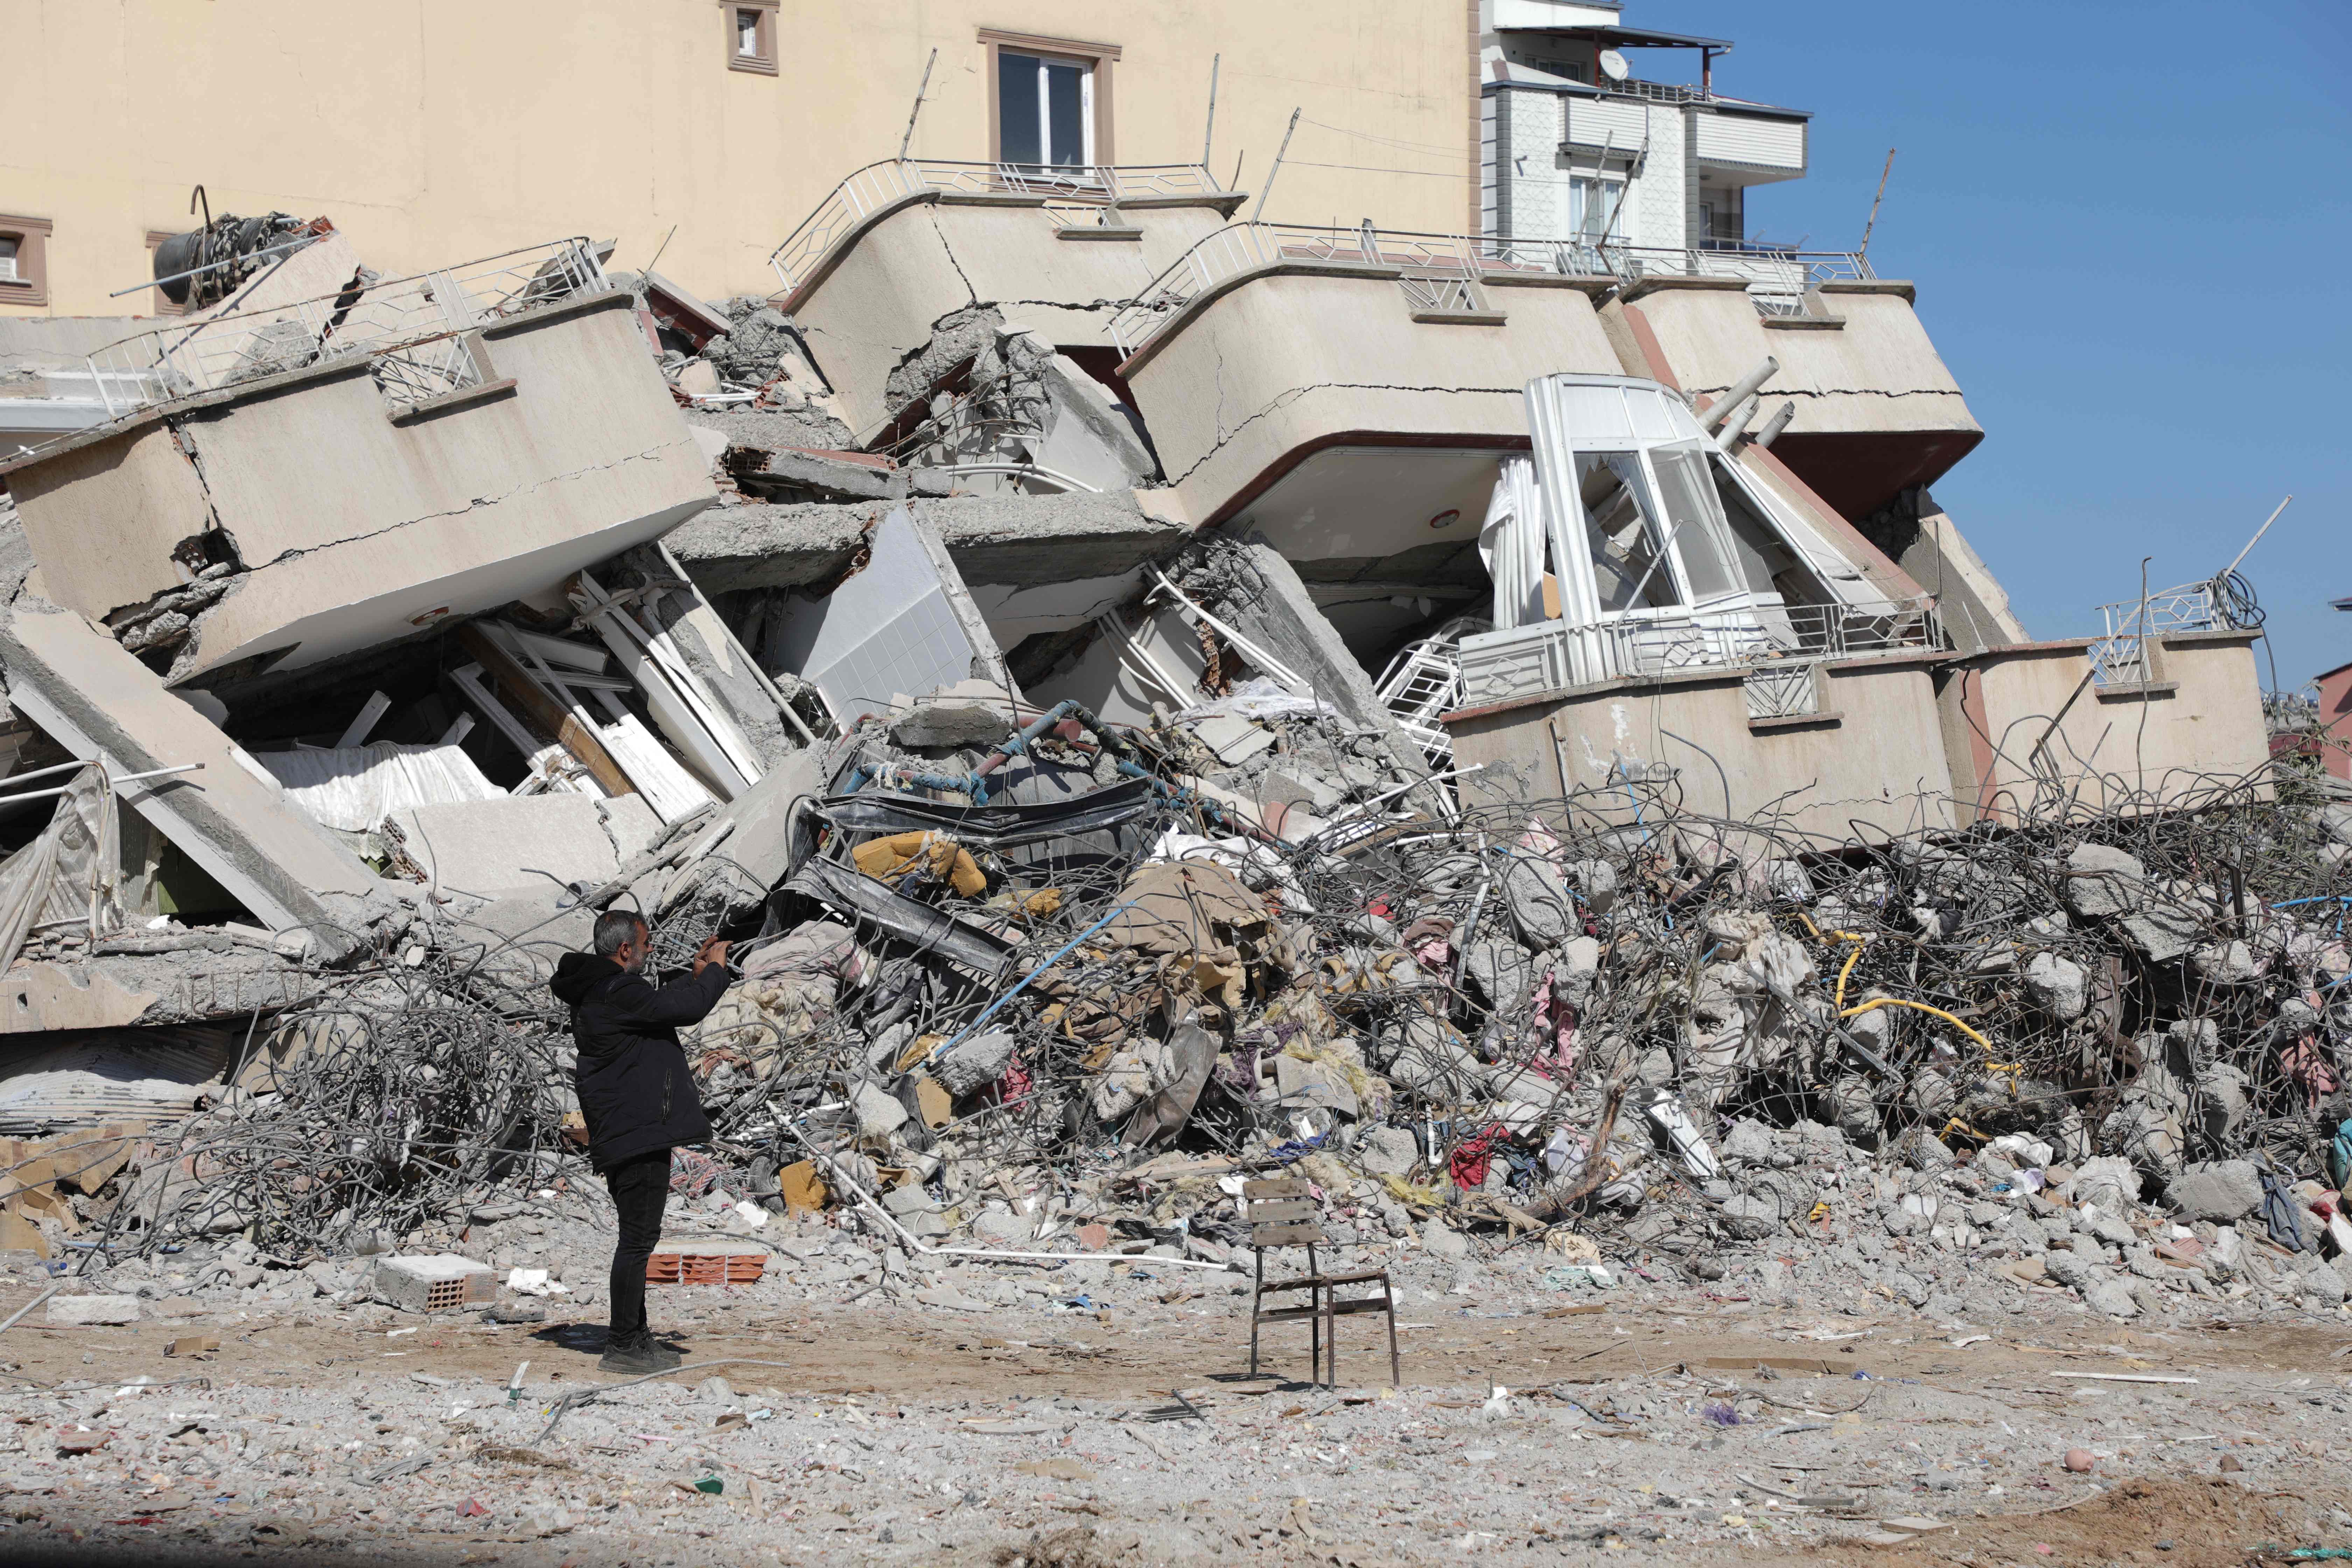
[{"xmin": 1518, "ymin": 376, "xmax": 1888, "ymax": 685}]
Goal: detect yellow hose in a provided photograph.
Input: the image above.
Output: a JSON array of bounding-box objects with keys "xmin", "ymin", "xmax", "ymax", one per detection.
[
  {"xmin": 1838, "ymin": 995, "xmax": 1992, "ymax": 1051},
  {"xmin": 1792, "ymin": 915, "xmax": 1998, "ymax": 1061}
]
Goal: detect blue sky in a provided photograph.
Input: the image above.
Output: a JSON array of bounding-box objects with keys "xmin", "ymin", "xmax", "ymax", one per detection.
[{"xmin": 1633, "ymin": 0, "xmax": 2352, "ymax": 688}]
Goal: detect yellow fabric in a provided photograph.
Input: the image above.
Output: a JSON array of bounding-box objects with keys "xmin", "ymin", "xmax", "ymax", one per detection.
[{"xmin": 852, "ymin": 830, "xmax": 986, "ymax": 898}]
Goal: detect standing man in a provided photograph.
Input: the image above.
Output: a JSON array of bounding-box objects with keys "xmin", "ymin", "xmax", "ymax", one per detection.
[{"xmin": 551, "ymin": 910, "xmax": 733, "ymax": 1374}]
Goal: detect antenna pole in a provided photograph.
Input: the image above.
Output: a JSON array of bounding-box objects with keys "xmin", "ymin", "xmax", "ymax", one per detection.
[
  {"xmin": 1253, "ymin": 108, "xmax": 1301, "ymax": 221},
  {"xmin": 1859, "ymin": 147, "xmax": 1896, "ymax": 256},
  {"xmin": 1203, "ymin": 54, "xmax": 1221, "ymax": 169},
  {"xmin": 2221, "ymin": 495, "xmax": 2294, "ymax": 579},
  {"xmin": 899, "ymin": 48, "xmax": 939, "ymax": 161}
]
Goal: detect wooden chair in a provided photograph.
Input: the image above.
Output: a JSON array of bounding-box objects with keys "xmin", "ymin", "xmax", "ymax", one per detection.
[{"xmin": 1244, "ymin": 1176, "xmax": 1400, "ymax": 1389}]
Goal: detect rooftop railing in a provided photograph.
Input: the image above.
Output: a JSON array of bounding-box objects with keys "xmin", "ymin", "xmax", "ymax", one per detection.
[
  {"xmin": 1105, "ymin": 221, "xmax": 1874, "ymax": 355},
  {"xmin": 2087, "ymin": 578, "xmax": 2256, "ymax": 686},
  {"xmin": 765, "ymin": 159, "xmax": 1234, "ymax": 296},
  {"xmin": 63, "ymin": 238, "xmax": 608, "ymax": 433},
  {"xmin": 1601, "ymin": 77, "xmax": 1714, "ymax": 105}
]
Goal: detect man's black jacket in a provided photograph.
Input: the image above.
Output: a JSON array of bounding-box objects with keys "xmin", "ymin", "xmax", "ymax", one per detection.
[{"xmin": 551, "ymin": 952, "xmax": 732, "ymax": 1171}]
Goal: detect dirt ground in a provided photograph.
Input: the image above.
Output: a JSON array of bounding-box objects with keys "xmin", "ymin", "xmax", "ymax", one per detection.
[{"xmin": 0, "ymin": 1273, "xmax": 2344, "ymax": 1568}]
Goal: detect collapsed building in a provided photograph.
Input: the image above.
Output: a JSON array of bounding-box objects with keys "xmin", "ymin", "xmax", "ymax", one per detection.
[{"xmin": 0, "ymin": 18, "xmax": 2335, "ymax": 1331}]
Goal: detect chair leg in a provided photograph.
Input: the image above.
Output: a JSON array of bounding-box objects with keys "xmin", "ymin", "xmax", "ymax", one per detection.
[
  {"xmin": 1248, "ymin": 1249, "xmax": 1262, "ymax": 1378},
  {"xmin": 1384, "ymin": 1278, "xmax": 1401, "ymax": 1390},
  {"xmin": 1323, "ymin": 1287, "xmax": 1338, "ymax": 1390},
  {"xmin": 1307, "ymin": 1246, "xmax": 1321, "ymax": 1386}
]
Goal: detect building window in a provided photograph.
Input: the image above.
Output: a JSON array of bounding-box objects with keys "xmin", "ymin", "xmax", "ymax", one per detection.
[
  {"xmin": 725, "ymin": 1, "xmax": 777, "ymax": 76},
  {"xmin": 145, "ymin": 231, "xmax": 190, "ymax": 316},
  {"xmin": 981, "ymin": 29, "xmax": 1119, "ymax": 170},
  {"xmin": 1568, "ymin": 176, "xmax": 1623, "ymax": 240},
  {"xmin": 1699, "ymin": 186, "xmax": 1744, "ymax": 249},
  {"xmin": 0, "ymin": 216, "xmax": 51, "ymax": 309}
]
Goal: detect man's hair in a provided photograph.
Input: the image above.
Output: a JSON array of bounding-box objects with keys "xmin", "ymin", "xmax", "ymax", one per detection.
[{"xmin": 592, "ymin": 910, "xmax": 648, "ymax": 957}]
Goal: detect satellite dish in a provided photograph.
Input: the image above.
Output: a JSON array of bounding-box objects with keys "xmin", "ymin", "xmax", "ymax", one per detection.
[{"xmin": 1598, "ymin": 48, "xmax": 1630, "ymax": 82}]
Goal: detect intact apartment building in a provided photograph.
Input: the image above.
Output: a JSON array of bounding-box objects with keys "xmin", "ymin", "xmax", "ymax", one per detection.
[{"xmin": 0, "ymin": 0, "xmax": 1476, "ymax": 321}]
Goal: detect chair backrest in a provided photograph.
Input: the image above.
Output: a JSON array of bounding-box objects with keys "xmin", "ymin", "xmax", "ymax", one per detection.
[{"xmin": 1243, "ymin": 1176, "xmax": 1326, "ymax": 1250}]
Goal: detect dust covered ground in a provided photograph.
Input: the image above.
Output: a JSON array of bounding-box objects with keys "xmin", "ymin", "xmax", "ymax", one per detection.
[{"xmin": 0, "ymin": 1249, "xmax": 2345, "ymax": 1568}]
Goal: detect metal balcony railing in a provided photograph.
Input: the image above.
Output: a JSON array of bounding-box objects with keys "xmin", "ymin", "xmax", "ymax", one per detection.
[
  {"xmin": 68, "ymin": 238, "xmax": 608, "ymax": 429},
  {"xmin": 1106, "ymin": 221, "xmax": 1874, "ymax": 355},
  {"xmin": 765, "ymin": 159, "xmax": 1234, "ymax": 295},
  {"xmin": 1601, "ymin": 78, "xmax": 1714, "ymax": 105},
  {"xmin": 1456, "ymin": 598, "xmax": 1944, "ymax": 710},
  {"xmin": 2087, "ymin": 579, "xmax": 2250, "ymax": 686}
]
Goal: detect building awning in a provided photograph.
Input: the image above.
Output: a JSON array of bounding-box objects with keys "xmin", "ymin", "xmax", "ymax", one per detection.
[{"xmin": 1496, "ymin": 22, "xmax": 1734, "ymax": 50}]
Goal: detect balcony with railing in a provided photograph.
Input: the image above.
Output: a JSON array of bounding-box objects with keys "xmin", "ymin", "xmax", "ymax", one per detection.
[
  {"xmin": 2087, "ymin": 576, "xmax": 2259, "ymax": 686},
  {"xmin": 764, "ymin": 159, "xmax": 1239, "ymax": 300},
  {"xmin": 1601, "ymin": 77, "xmax": 1713, "ymax": 105},
  {"xmin": 1456, "ymin": 597, "xmax": 1945, "ymax": 713},
  {"xmin": 44, "ymin": 238, "xmax": 610, "ymax": 440},
  {"xmin": 1105, "ymin": 220, "xmax": 1871, "ymax": 358}
]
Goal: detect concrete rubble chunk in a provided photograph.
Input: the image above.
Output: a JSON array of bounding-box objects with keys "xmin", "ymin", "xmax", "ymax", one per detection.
[
  {"xmin": 2168, "ymin": 1160, "xmax": 2262, "ymax": 1221},
  {"xmin": 932, "ymin": 1029, "xmax": 1017, "ymax": 1098},
  {"xmin": 47, "ymin": 1295, "xmax": 140, "ymax": 1326},
  {"xmin": 2060, "ymin": 844, "xmax": 2146, "ymax": 918},
  {"xmin": 2083, "ymin": 1278, "xmax": 2141, "ymax": 1317},
  {"xmin": 2022, "ymin": 951, "xmax": 2089, "ymax": 1020}
]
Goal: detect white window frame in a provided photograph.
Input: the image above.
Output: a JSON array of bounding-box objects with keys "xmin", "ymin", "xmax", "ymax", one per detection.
[
  {"xmin": 1568, "ymin": 175, "xmax": 1624, "ymax": 241},
  {"xmin": 1535, "ymin": 382, "xmax": 1845, "ymax": 655}
]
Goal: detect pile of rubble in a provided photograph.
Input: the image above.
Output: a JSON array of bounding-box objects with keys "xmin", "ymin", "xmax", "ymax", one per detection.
[
  {"xmin": 50, "ymin": 693, "xmax": 2352, "ymax": 1332},
  {"xmin": 0, "ymin": 218, "xmax": 2342, "ymax": 1340}
]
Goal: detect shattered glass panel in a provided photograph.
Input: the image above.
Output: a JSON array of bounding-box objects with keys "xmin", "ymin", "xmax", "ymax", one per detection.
[
  {"xmin": 1711, "ymin": 452, "xmax": 1830, "ymax": 605},
  {"xmin": 1578, "ymin": 451, "xmax": 1679, "ymax": 612},
  {"xmin": 1648, "ymin": 444, "xmax": 1741, "ymax": 602}
]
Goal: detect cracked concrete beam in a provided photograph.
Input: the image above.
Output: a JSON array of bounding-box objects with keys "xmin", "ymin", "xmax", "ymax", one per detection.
[
  {"xmin": 1219, "ymin": 537, "xmax": 1432, "ymax": 782},
  {"xmin": 665, "ymin": 501, "xmax": 884, "ymax": 596},
  {"xmin": 915, "ymin": 491, "xmax": 1191, "ymax": 585},
  {"xmin": 0, "ymin": 597, "xmax": 390, "ymax": 950}
]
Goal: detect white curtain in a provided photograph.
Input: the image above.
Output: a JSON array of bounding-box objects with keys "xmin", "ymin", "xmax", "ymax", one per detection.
[{"xmin": 1477, "ymin": 455, "xmax": 1546, "ymax": 631}]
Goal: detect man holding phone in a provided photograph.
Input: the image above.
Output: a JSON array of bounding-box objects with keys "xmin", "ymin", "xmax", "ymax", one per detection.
[{"xmin": 550, "ymin": 911, "xmax": 734, "ymax": 1374}]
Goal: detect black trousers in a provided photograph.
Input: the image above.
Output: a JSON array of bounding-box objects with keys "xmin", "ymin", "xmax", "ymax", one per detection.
[{"xmin": 602, "ymin": 1148, "xmax": 672, "ymax": 1343}]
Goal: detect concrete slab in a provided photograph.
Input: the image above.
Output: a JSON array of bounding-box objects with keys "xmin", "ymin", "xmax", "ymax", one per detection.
[
  {"xmin": 388, "ymin": 795, "xmax": 622, "ymax": 899},
  {"xmin": 0, "ymin": 599, "xmax": 387, "ymax": 946},
  {"xmin": 765, "ymin": 507, "xmax": 1008, "ymax": 721}
]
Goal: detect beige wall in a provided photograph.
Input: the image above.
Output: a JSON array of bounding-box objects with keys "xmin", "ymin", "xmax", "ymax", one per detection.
[
  {"xmin": 791, "ymin": 195, "xmax": 1236, "ymax": 436},
  {"xmin": 1126, "ymin": 269, "xmax": 1618, "ymax": 527},
  {"xmin": 1609, "ymin": 276, "xmax": 1984, "ymax": 521},
  {"xmin": 7, "ymin": 293, "xmax": 716, "ymax": 679},
  {"xmin": 1935, "ymin": 632, "xmax": 2272, "ymax": 822},
  {"xmin": 1, "ymin": 0, "xmax": 1476, "ymax": 320},
  {"xmin": 1448, "ymin": 656, "xmax": 1962, "ymax": 842}
]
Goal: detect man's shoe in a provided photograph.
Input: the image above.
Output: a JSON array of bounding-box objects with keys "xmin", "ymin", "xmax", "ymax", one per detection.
[{"xmin": 598, "ymin": 1335, "xmax": 682, "ymax": 1376}]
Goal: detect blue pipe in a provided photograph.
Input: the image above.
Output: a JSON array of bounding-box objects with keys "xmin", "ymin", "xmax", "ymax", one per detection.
[{"xmin": 918, "ymin": 897, "xmax": 1144, "ymax": 1070}]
